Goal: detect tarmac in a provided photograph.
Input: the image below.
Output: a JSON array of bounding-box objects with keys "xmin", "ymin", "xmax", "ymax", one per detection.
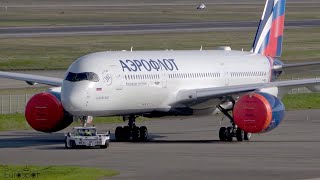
[
  {"xmin": 1, "ymin": 109, "xmax": 320, "ymax": 180},
  {"xmin": 1, "ymin": 20, "xmax": 319, "ymax": 37}
]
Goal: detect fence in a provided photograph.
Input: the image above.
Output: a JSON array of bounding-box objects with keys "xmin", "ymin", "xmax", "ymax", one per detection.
[
  {"xmin": 279, "ymin": 73, "xmax": 320, "ymax": 94},
  {"xmin": 288, "ymin": 87, "xmax": 311, "ymax": 94},
  {"xmin": 0, "ymin": 94, "xmax": 33, "ymax": 114}
]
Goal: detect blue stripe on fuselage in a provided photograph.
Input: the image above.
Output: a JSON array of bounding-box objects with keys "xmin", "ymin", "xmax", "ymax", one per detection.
[{"xmin": 252, "ymin": 0, "xmax": 274, "ymax": 50}]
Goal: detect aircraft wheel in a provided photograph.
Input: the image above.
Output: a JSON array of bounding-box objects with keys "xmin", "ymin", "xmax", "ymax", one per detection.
[
  {"xmin": 115, "ymin": 126, "xmax": 123, "ymax": 141},
  {"xmin": 123, "ymin": 126, "xmax": 131, "ymax": 141},
  {"xmin": 132, "ymin": 126, "xmax": 140, "ymax": 141},
  {"xmin": 244, "ymin": 132, "xmax": 251, "ymax": 141},
  {"xmin": 236, "ymin": 128, "xmax": 244, "ymax": 142},
  {"xmin": 139, "ymin": 126, "xmax": 148, "ymax": 141},
  {"xmin": 226, "ymin": 127, "xmax": 233, "ymax": 141},
  {"xmin": 219, "ymin": 127, "xmax": 227, "ymax": 141}
]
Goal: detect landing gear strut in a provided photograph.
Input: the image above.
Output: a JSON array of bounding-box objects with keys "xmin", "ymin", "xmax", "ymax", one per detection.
[
  {"xmin": 115, "ymin": 115, "xmax": 148, "ymax": 142},
  {"xmin": 217, "ymin": 104, "xmax": 251, "ymax": 142}
]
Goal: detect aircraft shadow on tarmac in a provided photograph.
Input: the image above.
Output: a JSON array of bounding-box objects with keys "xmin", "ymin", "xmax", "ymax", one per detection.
[
  {"xmin": 2, "ymin": 132, "xmax": 320, "ymax": 149},
  {"xmin": 109, "ymin": 134, "xmax": 230, "ymax": 144},
  {"xmin": 108, "ymin": 133, "xmax": 220, "ymax": 143},
  {"xmin": 110, "ymin": 133, "xmax": 320, "ymax": 144}
]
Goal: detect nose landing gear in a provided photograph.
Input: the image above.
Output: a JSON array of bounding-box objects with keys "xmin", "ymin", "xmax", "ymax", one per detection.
[
  {"xmin": 217, "ymin": 104, "xmax": 251, "ymax": 142},
  {"xmin": 115, "ymin": 115, "xmax": 148, "ymax": 142}
]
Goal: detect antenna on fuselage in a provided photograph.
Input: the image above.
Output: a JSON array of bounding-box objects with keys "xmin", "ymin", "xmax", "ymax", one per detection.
[
  {"xmin": 200, "ymin": 45, "xmax": 203, "ymax": 51},
  {"xmin": 131, "ymin": 46, "xmax": 133, "ymax": 52}
]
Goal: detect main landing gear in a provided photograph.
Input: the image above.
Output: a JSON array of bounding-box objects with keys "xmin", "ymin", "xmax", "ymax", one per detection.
[
  {"xmin": 115, "ymin": 115, "xmax": 148, "ymax": 142},
  {"xmin": 217, "ymin": 104, "xmax": 251, "ymax": 142}
]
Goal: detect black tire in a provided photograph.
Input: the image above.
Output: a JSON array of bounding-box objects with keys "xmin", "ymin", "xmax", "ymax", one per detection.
[
  {"xmin": 100, "ymin": 140, "xmax": 109, "ymax": 149},
  {"xmin": 219, "ymin": 127, "xmax": 227, "ymax": 141},
  {"xmin": 132, "ymin": 126, "xmax": 140, "ymax": 142},
  {"xmin": 139, "ymin": 126, "xmax": 148, "ymax": 141},
  {"xmin": 115, "ymin": 126, "xmax": 123, "ymax": 141},
  {"xmin": 236, "ymin": 128, "xmax": 244, "ymax": 142},
  {"xmin": 123, "ymin": 126, "xmax": 131, "ymax": 141},
  {"xmin": 226, "ymin": 127, "xmax": 233, "ymax": 141},
  {"xmin": 244, "ymin": 132, "xmax": 251, "ymax": 141}
]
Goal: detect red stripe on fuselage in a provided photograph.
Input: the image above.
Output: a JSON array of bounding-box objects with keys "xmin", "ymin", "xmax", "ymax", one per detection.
[{"xmin": 264, "ymin": 15, "xmax": 285, "ymax": 57}]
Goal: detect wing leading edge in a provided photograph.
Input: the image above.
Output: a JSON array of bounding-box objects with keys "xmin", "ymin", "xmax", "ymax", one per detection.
[
  {"xmin": 274, "ymin": 61, "xmax": 320, "ymax": 72},
  {"xmin": 176, "ymin": 78, "xmax": 320, "ymax": 104},
  {"xmin": 0, "ymin": 71, "xmax": 63, "ymax": 87}
]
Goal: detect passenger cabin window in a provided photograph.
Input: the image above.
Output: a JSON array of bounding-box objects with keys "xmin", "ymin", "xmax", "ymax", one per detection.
[{"xmin": 65, "ymin": 72, "xmax": 100, "ymax": 82}]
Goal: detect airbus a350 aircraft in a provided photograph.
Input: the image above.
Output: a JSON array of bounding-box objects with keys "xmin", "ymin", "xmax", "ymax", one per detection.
[{"xmin": 1, "ymin": 0, "xmax": 320, "ymax": 142}]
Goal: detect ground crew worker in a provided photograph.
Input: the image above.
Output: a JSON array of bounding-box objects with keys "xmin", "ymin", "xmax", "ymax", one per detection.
[{"xmin": 84, "ymin": 129, "xmax": 92, "ymax": 136}]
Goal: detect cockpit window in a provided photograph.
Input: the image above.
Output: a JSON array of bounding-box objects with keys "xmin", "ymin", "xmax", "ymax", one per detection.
[{"xmin": 65, "ymin": 72, "xmax": 100, "ymax": 82}]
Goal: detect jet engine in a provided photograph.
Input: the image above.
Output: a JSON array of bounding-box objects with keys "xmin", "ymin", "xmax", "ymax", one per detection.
[
  {"xmin": 233, "ymin": 92, "xmax": 285, "ymax": 133},
  {"xmin": 25, "ymin": 92, "xmax": 73, "ymax": 132}
]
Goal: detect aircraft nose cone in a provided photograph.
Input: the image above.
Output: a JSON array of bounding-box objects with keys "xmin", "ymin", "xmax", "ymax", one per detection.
[{"xmin": 61, "ymin": 81, "xmax": 87, "ymax": 115}]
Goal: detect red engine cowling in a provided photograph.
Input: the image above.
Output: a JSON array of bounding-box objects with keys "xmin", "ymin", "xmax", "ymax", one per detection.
[
  {"xmin": 233, "ymin": 92, "xmax": 285, "ymax": 133},
  {"xmin": 25, "ymin": 92, "xmax": 73, "ymax": 133}
]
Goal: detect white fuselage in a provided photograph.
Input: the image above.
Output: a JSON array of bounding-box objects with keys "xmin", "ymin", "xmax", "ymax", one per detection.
[{"xmin": 61, "ymin": 50, "xmax": 272, "ymax": 117}]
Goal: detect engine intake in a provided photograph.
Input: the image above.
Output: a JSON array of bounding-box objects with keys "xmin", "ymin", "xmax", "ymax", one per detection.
[
  {"xmin": 25, "ymin": 92, "xmax": 73, "ymax": 132},
  {"xmin": 233, "ymin": 92, "xmax": 285, "ymax": 133}
]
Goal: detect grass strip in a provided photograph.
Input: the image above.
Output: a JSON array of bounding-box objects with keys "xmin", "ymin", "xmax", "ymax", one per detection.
[
  {"xmin": 0, "ymin": 164, "xmax": 118, "ymax": 180},
  {"xmin": 0, "ymin": 28, "xmax": 320, "ymax": 70}
]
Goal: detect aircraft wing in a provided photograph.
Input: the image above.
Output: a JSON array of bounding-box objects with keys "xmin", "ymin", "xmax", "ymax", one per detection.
[
  {"xmin": 275, "ymin": 61, "xmax": 320, "ymax": 73},
  {"xmin": 176, "ymin": 78, "xmax": 320, "ymax": 104},
  {"xmin": 282, "ymin": 61, "xmax": 320, "ymax": 69},
  {"xmin": 0, "ymin": 71, "xmax": 63, "ymax": 86}
]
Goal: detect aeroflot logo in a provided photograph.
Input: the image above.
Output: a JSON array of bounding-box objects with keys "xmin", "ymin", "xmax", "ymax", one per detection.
[{"xmin": 119, "ymin": 59, "xmax": 179, "ymax": 72}]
